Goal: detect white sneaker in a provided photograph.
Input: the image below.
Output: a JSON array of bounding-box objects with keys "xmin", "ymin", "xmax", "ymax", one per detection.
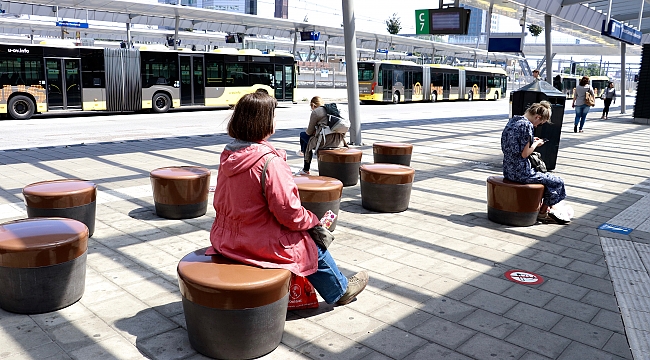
[
  {"xmin": 296, "ymin": 150, "xmax": 305, "ymax": 157},
  {"xmin": 294, "ymin": 169, "xmax": 310, "ymax": 176}
]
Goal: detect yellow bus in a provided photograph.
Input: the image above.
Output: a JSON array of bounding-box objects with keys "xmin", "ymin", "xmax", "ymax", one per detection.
[
  {"xmin": 358, "ymin": 60, "xmax": 507, "ymax": 103},
  {"xmin": 0, "ymin": 43, "xmax": 296, "ymax": 120}
]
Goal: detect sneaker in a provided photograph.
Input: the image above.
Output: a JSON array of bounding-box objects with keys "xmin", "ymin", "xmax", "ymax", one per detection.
[
  {"xmin": 294, "ymin": 169, "xmax": 310, "ymax": 176},
  {"xmin": 548, "ymin": 208, "xmax": 571, "ymax": 224},
  {"xmin": 296, "ymin": 150, "xmax": 305, "ymax": 157},
  {"xmin": 537, "ymin": 211, "xmax": 553, "ymax": 223},
  {"xmin": 337, "ymin": 271, "xmax": 369, "ymax": 305}
]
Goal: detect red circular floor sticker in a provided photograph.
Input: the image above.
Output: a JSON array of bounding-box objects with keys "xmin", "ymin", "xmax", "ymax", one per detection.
[{"xmin": 504, "ymin": 270, "xmax": 544, "ymax": 285}]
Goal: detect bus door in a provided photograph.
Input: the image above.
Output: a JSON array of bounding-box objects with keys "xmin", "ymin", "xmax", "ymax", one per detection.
[
  {"xmin": 382, "ymin": 69, "xmax": 393, "ymax": 102},
  {"xmin": 45, "ymin": 58, "xmax": 82, "ymax": 111},
  {"xmin": 284, "ymin": 64, "xmax": 294, "ymax": 101},
  {"xmin": 179, "ymin": 55, "xmax": 205, "ymax": 106},
  {"xmin": 404, "ymin": 71, "xmax": 413, "ymax": 101},
  {"xmin": 479, "ymin": 75, "xmax": 487, "ymax": 99},
  {"xmin": 273, "ymin": 64, "xmax": 294, "ymax": 101}
]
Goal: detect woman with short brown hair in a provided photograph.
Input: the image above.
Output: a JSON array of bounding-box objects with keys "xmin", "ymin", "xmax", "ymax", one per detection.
[{"xmin": 209, "ymin": 92, "xmax": 369, "ymax": 305}]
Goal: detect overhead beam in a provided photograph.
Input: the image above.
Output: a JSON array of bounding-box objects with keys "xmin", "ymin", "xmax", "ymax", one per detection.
[{"xmin": 561, "ymin": 0, "xmax": 588, "ymax": 6}]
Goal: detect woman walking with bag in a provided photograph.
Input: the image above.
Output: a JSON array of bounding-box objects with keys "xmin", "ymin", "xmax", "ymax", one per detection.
[
  {"xmin": 601, "ymin": 82, "xmax": 616, "ymax": 119},
  {"xmin": 572, "ymin": 76, "xmax": 595, "ymax": 133},
  {"xmin": 501, "ymin": 101, "xmax": 572, "ymax": 224},
  {"xmin": 208, "ymin": 92, "xmax": 368, "ymax": 305}
]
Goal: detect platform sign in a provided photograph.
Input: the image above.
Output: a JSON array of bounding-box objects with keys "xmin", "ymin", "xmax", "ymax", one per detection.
[
  {"xmin": 56, "ymin": 21, "xmax": 89, "ymax": 29},
  {"xmin": 598, "ymin": 223, "xmax": 634, "ymax": 235},
  {"xmin": 415, "ymin": 9, "xmax": 430, "ymax": 35},
  {"xmin": 601, "ymin": 19, "xmax": 641, "ymax": 45}
]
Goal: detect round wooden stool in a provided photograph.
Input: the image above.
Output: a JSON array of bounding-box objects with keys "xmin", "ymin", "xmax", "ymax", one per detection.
[
  {"xmin": 373, "ymin": 142, "xmax": 413, "ymax": 166},
  {"xmin": 150, "ymin": 166, "xmax": 211, "ymax": 219},
  {"xmin": 177, "ymin": 248, "xmax": 291, "ymax": 360},
  {"xmin": 294, "ymin": 175, "xmax": 343, "ymax": 231},
  {"xmin": 487, "ymin": 176, "xmax": 545, "ymax": 226},
  {"xmin": 317, "ymin": 148, "xmax": 363, "ymax": 187},
  {"xmin": 0, "ymin": 218, "xmax": 88, "ymax": 314},
  {"xmin": 23, "ymin": 179, "xmax": 97, "ymax": 237},
  {"xmin": 360, "ymin": 164, "xmax": 415, "ymax": 213}
]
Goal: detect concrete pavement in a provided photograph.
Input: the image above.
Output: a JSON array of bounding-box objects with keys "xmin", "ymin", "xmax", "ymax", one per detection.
[{"xmin": 0, "ymin": 105, "xmax": 649, "ymax": 360}]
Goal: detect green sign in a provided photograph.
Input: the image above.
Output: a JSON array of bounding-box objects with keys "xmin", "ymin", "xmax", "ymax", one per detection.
[{"xmin": 415, "ymin": 9, "xmax": 430, "ymax": 35}]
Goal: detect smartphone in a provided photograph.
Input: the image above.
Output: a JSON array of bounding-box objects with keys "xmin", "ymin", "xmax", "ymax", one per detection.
[
  {"xmin": 320, "ymin": 210, "xmax": 337, "ymax": 229},
  {"xmin": 542, "ymin": 138, "xmax": 549, "ymax": 143}
]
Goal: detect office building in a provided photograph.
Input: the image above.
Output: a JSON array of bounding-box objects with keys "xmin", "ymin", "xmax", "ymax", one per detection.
[{"xmin": 275, "ymin": 0, "xmax": 288, "ymax": 18}]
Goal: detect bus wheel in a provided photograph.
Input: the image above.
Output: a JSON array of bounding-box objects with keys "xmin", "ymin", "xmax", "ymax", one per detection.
[
  {"xmin": 494, "ymin": 92, "xmax": 499, "ymax": 100},
  {"xmin": 152, "ymin": 93, "xmax": 171, "ymax": 113},
  {"xmin": 392, "ymin": 92, "xmax": 399, "ymax": 104},
  {"xmin": 8, "ymin": 95, "xmax": 35, "ymax": 120},
  {"xmin": 432, "ymin": 92, "xmax": 437, "ymax": 102},
  {"xmin": 468, "ymin": 92, "xmax": 473, "ymax": 101}
]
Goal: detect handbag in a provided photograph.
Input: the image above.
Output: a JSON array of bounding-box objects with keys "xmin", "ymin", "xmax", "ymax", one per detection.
[
  {"xmin": 528, "ymin": 152, "xmax": 547, "ymax": 173},
  {"xmin": 260, "ymin": 156, "xmax": 335, "ymax": 250},
  {"xmin": 288, "ymin": 273, "xmax": 319, "ymax": 310},
  {"xmin": 585, "ymin": 91, "xmax": 595, "ymax": 106}
]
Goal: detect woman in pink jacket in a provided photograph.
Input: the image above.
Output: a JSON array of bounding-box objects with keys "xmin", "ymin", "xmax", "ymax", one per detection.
[{"xmin": 208, "ymin": 92, "xmax": 368, "ymax": 305}]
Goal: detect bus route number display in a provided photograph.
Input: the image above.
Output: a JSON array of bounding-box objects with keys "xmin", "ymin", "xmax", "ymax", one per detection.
[{"xmin": 415, "ymin": 8, "xmax": 471, "ymax": 35}]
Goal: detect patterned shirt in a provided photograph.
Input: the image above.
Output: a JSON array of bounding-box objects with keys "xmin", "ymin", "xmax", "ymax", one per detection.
[{"xmin": 501, "ymin": 115, "xmax": 535, "ymax": 182}]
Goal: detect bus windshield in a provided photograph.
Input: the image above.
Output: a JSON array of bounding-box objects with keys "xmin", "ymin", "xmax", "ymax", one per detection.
[{"xmin": 358, "ymin": 63, "xmax": 375, "ymax": 81}]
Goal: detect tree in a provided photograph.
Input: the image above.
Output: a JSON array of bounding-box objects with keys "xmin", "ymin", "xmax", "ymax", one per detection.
[
  {"xmin": 527, "ymin": 24, "xmax": 543, "ymax": 37},
  {"xmin": 386, "ymin": 13, "xmax": 402, "ymax": 35}
]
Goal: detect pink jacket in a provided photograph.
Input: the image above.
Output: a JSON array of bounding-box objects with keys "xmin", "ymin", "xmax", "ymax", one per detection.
[{"xmin": 207, "ymin": 139, "xmax": 320, "ymax": 276}]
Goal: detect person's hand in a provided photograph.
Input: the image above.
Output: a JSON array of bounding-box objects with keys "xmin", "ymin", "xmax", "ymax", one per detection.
[
  {"xmin": 572, "ymin": 102, "xmax": 576, "ymax": 108},
  {"xmin": 534, "ymin": 138, "xmax": 545, "ymax": 148}
]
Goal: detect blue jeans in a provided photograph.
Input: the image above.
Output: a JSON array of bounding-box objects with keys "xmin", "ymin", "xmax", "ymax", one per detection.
[
  {"xmin": 306, "ymin": 246, "xmax": 348, "ymax": 304},
  {"xmin": 299, "ymin": 131, "xmax": 311, "ymax": 153},
  {"xmin": 574, "ymin": 104, "xmax": 590, "ymax": 130}
]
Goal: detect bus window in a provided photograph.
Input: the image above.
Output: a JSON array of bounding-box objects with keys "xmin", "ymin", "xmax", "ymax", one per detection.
[
  {"xmin": 80, "ymin": 49, "xmax": 104, "ymax": 88},
  {"xmin": 0, "ymin": 57, "xmax": 43, "ymax": 86},
  {"xmin": 394, "ymin": 70, "xmax": 404, "ymax": 85},
  {"xmin": 378, "ymin": 69, "xmax": 383, "ymax": 86},
  {"xmin": 141, "ymin": 52, "xmax": 177, "ymax": 87},
  {"xmin": 450, "ymin": 73, "xmax": 459, "ymax": 87},
  {"xmin": 206, "ymin": 60, "xmax": 223, "ymax": 87},
  {"xmin": 487, "ymin": 76, "xmax": 500, "ymax": 88},
  {"xmin": 358, "ymin": 63, "xmax": 375, "ymax": 81},
  {"xmin": 225, "ymin": 63, "xmax": 249, "ymax": 86},
  {"xmin": 431, "ymin": 73, "xmax": 443, "ymax": 87},
  {"xmin": 249, "ymin": 63, "xmax": 274, "ymax": 86}
]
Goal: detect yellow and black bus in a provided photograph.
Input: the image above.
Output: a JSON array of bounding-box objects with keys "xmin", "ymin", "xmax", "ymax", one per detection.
[
  {"xmin": 0, "ymin": 43, "xmax": 296, "ymax": 120},
  {"xmin": 358, "ymin": 60, "xmax": 507, "ymax": 103}
]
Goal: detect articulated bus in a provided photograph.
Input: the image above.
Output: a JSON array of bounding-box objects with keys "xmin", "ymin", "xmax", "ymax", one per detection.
[
  {"xmin": 0, "ymin": 43, "xmax": 296, "ymax": 120},
  {"xmin": 357, "ymin": 60, "xmax": 507, "ymax": 103}
]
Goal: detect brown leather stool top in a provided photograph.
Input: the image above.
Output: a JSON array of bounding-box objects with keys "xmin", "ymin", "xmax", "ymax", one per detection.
[
  {"xmin": 373, "ymin": 142, "xmax": 413, "ymax": 155},
  {"xmin": 293, "ymin": 175, "xmax": 343, "ymax": 203},
  {"xmin": 23, "ymin": 179, "xmax": 96, "ymax": 209},
  {"xmin": 0, "ymin": 218, "xmax": 88, "ymax": 268},
  {"xmin": 318, "ymin": 148, "xmax": 363, "ymax": 163},
  {"xmin": 150, "ymin": 166, "xmax": 211, "ymax": 205},
  {"xmin": 360, "ymin": 164, "xmax": 415, "ymax": 184},
  {"xmin": 177, "ymin": 248, "xmax": 291, "ymax": 310},
  {"xmin": 486, "ymin": 176, "xmax": 544, "ymax": 213}
]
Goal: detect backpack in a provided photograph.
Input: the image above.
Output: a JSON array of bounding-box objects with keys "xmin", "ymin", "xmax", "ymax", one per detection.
[{"xmin": 322, "ymin": 103, "xmax": 350, "ymax": 134}]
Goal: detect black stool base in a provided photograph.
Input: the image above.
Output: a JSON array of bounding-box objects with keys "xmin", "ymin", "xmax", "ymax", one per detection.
[
  {"xmin": 302, "ymin": 199, "xmax": 341, "ymax": 231},
  {"xmin": 373, "ymin": 154, "xmax": 412, "ymax": 166},
  {"xmin": 317, "ymin": 161, "xmax": 360, "ymax": 187},
  {"xmin": 0, "ymin": 253, "xmax": 86, "ymax": 314},
  {"xmin": 361, "ymin": 181, "xmax": 412, "ymax": 213},
  {"xmin": 487, "ymin": 206, "xmax": 538, "ymax": 226},
  {"xmin": 27, "ymin": 202, "xmax": 96, "ymax": 237},
  {"xmin": 183, "ymin": 293, "xmax": 288, "ymax": 360},
  {"xmin": 154, "ymin": 200, "xmax": 208, "ymax": 219}
]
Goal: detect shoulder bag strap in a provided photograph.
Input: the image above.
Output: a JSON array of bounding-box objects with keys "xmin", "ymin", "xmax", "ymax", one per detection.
[{"xmin": 261, "ymin": 155, "xmax": 276, "ymax": 199}]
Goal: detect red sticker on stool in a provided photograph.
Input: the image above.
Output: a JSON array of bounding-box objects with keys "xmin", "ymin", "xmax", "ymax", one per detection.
[{"xmin": 504, "ymin": 270, "xmax": 544, "ymax": 285}]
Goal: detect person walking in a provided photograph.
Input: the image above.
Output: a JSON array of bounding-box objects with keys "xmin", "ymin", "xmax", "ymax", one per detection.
[
  {"xmin": 572, "ymin": 76, "xmax": 595, "ymax": 133},
  {"xmin": 601, "ymin": 81, "xmax": 616, "ymax": 119}
]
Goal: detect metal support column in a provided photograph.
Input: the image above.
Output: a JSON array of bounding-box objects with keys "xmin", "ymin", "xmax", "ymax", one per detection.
[
  {"xmin": 342, "ymin": 0, "xmax": 362, "ymax": 145},
  {"xmin": 545, "ymin": 14, "xmax": 552, "ymax": 82},
  {"xmin": 126, "ymin": 22, "xmax": 132, "ymax": 48},
  {"xmin": 174, "ymin": 15, "xmax": 180, "ymax": 50},
  {"xmin": 621, "ymin": 43, "xmax": 626, "ymax": 114},
  {"xmin": 292, "ymin": 30, "xmax": 298, "ymax": 57},
  {"xmin": 373, "ymin": 39, "xmax": 378, "ymax": 60}
]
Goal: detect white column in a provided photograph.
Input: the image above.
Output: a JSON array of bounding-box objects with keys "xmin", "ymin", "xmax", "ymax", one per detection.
[
  {"xmin": 545, "ymin": 15, "xmax": 552, "ymax": 82},
  {"xmin": 174, "ymin": 15, "xmax": 180, "ymax": 50},
  {"xmin": 621, "ymin": 43, "xmax": 626, "ymax": 114}
]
